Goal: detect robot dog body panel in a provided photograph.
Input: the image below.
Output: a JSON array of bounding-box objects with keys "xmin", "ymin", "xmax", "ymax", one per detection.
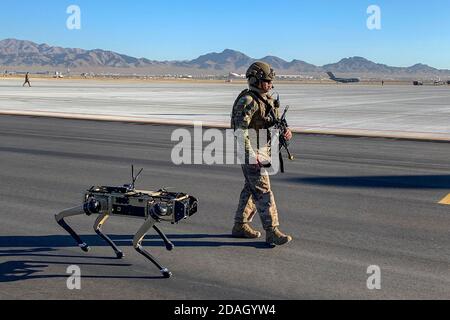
[{"xmin": 83, "ymin": 186, "xmax": 197, "ymax": 223}]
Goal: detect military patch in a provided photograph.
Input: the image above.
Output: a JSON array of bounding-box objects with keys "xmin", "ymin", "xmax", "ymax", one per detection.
[
  {"xmin": 239, "ymin": 95, "xmax": 253, "ymax": 106},
  {"xmin": 244, "ymin": 103, "xmax": 258, "ymax": 116}
]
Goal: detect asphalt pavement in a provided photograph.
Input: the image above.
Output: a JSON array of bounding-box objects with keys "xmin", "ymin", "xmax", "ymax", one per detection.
[{"xmin": 0, "ymin": 115, "xmax": 449, "ymax": 299}]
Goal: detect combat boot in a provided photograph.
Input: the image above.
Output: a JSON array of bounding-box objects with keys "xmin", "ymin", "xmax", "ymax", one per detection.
[
  {"xmin": 265, "ymin": 227, "xmax": 292, "ymax": 246},
  {"xmin": 232, "ymin": 223, "xmax": 262, "ymax": 239}
]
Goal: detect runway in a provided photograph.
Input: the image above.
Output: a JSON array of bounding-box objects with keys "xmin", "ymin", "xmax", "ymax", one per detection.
[
  {"xmin": 1, "ymin": 78, "xmax": 450, "ymax": 140},
  {"xmin": 0, "ymin": 115, "xmax": 449, "ymax": 300}
]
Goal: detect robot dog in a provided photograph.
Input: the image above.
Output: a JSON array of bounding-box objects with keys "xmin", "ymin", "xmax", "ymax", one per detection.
[{"xmin": 55, "ymin": 166, "xmax": 198, "ymax": 278}]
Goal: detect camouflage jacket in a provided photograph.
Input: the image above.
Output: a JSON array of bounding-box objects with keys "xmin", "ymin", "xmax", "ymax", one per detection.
[{"xmin": 231, "ymin": 85, "xmax": 279, "ymax": 162}]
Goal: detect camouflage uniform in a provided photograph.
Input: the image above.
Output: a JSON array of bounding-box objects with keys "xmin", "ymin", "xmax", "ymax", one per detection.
[
  {"xmin": 231, "ymin": 85, "xmax": 280, "ymax": 230},
  {"xmin": 231, "ymin": 62, "xmax": 292, "ymax": 245}
]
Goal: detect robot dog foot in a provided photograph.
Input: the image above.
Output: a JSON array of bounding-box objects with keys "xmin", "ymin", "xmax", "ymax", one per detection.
[
  {"xmin": 161, "ymin": 268, "xmax": 172, "ymax": 278},
  {"xmin": 78, "ymin": 243, "xmax": 90, "ymax": 252}
]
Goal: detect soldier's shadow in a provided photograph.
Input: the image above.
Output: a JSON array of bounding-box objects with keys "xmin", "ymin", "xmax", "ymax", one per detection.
[
  {"xmin": 0, "ymin": 234, "xmax": 270, "ymax": 283},
  {"xmin": 0, "ymin": 234, "xmax": 270, "ymax": 250},
  {"xmin": 147, "ymin": 233, "xmax": 271, "ymax": 249}
]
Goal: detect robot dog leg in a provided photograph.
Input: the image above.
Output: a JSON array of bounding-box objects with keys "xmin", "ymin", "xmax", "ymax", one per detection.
[
  {"xmin": 153, "ymin": 225, "xmax": 175, "ymax": 251},
  {"xmin": 93, "ymin": 213, "xmax": 124, "ymax": 259},
  {"xmin": 55, "ymin": 206, "xmax": 90, "ymax": 252},
  {"xmin": 133, "ymin": 217, "xmax": 172, "ymax": 278}
]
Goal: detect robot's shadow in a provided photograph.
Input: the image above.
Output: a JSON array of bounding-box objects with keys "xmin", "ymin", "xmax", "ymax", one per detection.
[{"xmin": 0, "ymin": 255, "xmax": 154, "ymax": 283}]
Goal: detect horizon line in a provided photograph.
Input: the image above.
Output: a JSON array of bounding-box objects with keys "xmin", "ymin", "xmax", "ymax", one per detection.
[{"xmin": 1, "ymin": 37, "xmax": 449, "ymax": 71}]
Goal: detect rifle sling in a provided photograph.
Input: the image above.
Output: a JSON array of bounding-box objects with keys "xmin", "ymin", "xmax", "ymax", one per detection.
[
  {"xmin": 250, "ymin": 90, "xmax": 289, "ymax": 173},
  {"xmin": 247, "ymin": 90, "xmax": 275, "ymax": 117}
]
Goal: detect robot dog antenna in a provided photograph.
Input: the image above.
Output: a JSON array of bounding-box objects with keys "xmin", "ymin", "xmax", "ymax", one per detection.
[{"xmin": 131, "ymin": 165, "xmax": 143, "ymax": 190}]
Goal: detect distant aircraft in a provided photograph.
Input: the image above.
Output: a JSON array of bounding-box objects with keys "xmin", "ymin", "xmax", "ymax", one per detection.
[
  {"xmin": 228, "ymin": 72, "xmax": 245, "ymax": 79},
  {"xmin": 433, "ymin": 77, "xmax": 444, "ymax": 86},
  {"xmin": 53, "ymin": 71, "xmax": 64, "ymax": 78},
  {"xmin": 226, "ymin": 72, "xmax": 246, "ymax": 82},
  {"xmin": 327, "ymin": 72, "xmax": 360, "ymax": 83}
]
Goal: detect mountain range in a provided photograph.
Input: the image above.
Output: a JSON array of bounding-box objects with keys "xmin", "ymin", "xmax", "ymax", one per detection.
[{"xmin": 1, "ymin": 39, "xmax": 449, "ymax": 79}]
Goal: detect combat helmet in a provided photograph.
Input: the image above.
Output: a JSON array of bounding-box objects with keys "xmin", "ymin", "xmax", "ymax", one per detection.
[{"xmin": 246, "ymin": 62, "xmax": 276, "ymax": 84}]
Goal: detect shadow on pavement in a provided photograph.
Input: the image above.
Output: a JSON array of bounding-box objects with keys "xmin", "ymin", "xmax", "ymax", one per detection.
[
  {"xmin": 288, "ymin": 175, "xmax": 450, "ymax": 189},
  {"xmin": 0, "ymin": 259, "xmax": 164, "ymax": 283},
  {"xmin": 0, "ymin": 234, "xmax": 270, "ymax": 249},
  {"xmin": 0, "ymin": 233, "xmax": 271, "ymax": 283}
]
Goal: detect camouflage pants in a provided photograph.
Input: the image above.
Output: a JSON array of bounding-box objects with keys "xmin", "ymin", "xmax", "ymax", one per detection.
[{"xmin": 234, "ymin": 164, "xmax": 279, "ymax": 230}]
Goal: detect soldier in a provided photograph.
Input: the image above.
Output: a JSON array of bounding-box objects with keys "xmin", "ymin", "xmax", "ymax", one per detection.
[
  {"xmin": 230, "ymin": 62, "xmax": 293, "ymax": 246},
  {"xmin": 23, "ymin": 72, "xmax": 31, "ymax": 87}
]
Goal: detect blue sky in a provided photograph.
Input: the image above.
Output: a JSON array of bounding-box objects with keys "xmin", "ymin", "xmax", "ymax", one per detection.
[{"xmin": 1, "ymin": 0, "xmax": 450, "ymax": 68}]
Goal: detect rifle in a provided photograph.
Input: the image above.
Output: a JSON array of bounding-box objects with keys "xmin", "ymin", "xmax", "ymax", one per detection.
[
  {"xmin": 248, "ymin": 90, "xmax": 294, "ymax": 173},
  {"xmin": 269, "ymin": 97, "xmax": 294, "ymax": 173}
]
